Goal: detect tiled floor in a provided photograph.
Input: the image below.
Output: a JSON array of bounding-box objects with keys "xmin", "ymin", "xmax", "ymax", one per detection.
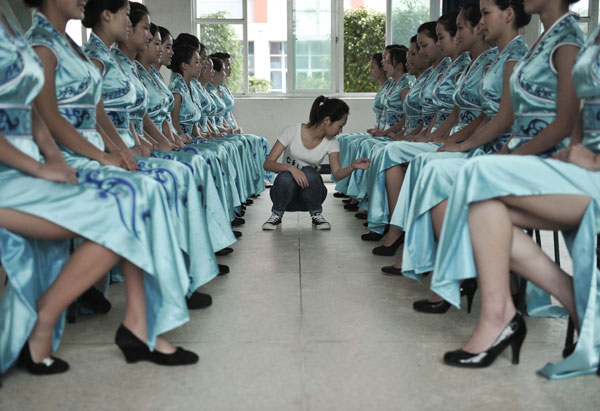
[{"xmin": 0, "ymin": 182, "xmax": 599, "ymax": 410}]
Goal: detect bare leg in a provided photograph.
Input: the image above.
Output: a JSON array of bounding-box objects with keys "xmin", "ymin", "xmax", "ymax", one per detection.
[
  {"xmin": 120, "ymin": 261, "xmax": 176, "ymax": 354},
  {"xmin": 463, "ymin": 195, "xmax": 588, "ymax": 353},
  {"xmin": 0, "ymin": 209, "xmax": 75, "ymax": 239},
  {"xmin": 30, "ymin": 242, "xmax": 122, "ymax": 361},
  {"xmin": 383, "ymin": 165, "xmax": 406, "ymax": 246}
]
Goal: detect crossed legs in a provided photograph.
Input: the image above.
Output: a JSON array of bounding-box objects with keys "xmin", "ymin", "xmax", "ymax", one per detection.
[{"xmin": 462, "ymin": 194, "xmax": 587, "ymax": 353}]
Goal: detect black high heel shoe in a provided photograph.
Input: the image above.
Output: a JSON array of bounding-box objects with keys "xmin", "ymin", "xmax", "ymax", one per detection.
[
  {"xmin": 412, "ymin": 279, "xmax": 478, "ymax": 314},
  {"xmin": 80, "ymin": 286, "xmax": 112, "ymax": 314},
  {"xmin": 443, "ymin": 312, "xmax": 527, "ymax": 368},
  {"xmin": 115, "ymin": 325, "xmax": 198, "ymax": 366},
  {"xmin": 19, "ymin": 342, "xmax": 69, "ymax": 375},
  {"xmin": 372, "ymin": 233, "xmax": 404, "ymax": 256}
]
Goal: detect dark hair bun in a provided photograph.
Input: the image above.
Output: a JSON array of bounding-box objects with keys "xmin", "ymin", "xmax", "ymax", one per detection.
[
  {"xmin": 494, "ymin": 0, "xmax": 531, "ymax": 29},
  {"xmin": 417, "ymin": 21, "xmax": 438, "ymax": 42},
  {"xmin": 23, "ymin": 0, "xmax": 43, "ymax": 7},
  {"xmin": 82, "ymin": 0, "xmax": 127, "ymax": 28}
]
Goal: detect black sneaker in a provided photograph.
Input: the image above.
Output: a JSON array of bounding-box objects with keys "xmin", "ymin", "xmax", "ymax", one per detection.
[
  {"xmin": 262, "ymin": 213, "xmax": 282, "ymax": 230},
  {"xmin": 311, "ymin": 213, "xmax": 331, "ymax": 230}
]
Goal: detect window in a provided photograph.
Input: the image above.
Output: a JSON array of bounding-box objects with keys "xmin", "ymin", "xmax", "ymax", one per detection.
[
  {"xmin": 192, "ymin": 0, "xmax": 600, "ymax": 95},
  {"xmin": 390, "ymin": 0, "xmax": 432, "ymax": 47},
  {"xmin": 570, "ymin": 0, "xmax": 599, "ymax": 35},
  {"xmin": 248, "ymin": 41, "xmax": 255, "ymax": 76},
  {"xmin": 269, "ymin": 42, "xmax": 287, "ymax": 92}
]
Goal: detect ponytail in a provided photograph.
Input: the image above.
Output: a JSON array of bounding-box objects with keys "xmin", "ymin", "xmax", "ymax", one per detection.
[{"xmin": 307, "ymin": 96, "xmax": 349, "ymax": 128}]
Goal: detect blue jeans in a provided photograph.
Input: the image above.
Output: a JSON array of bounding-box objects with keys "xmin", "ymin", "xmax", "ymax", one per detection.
[{"xmin": 270, "ymin": 166, "xmax": 328, "ymax": 216}]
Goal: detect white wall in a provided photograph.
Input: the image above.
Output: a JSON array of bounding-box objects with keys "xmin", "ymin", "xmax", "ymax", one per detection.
[{"xmin": 233, "ymin": 97, "xmax": 375, "ymax": 147}]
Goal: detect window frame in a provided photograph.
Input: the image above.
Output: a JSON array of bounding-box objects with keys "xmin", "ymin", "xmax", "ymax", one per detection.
[{"xmin": 192, "ymin": 0, "xmax": 600, "ymax": 97}]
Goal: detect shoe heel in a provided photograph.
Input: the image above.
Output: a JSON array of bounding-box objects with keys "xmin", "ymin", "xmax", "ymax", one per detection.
[
  {"xmin": 461, "ymin": 279, "xmax": 477, "ymax": 314},
  {"xmin": 465, "ymin": 289, "xmax": 475, "ymax": 314},
  {"xmin": 118, "ymin": 346, "xmax": 142, "ymax": 363},
  {"xmin": 510, "ymin": 333, "xmax": 526, "ymax": 365}
]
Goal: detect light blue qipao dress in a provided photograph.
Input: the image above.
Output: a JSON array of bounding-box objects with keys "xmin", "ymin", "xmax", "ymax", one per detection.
[
  {"xmin": 395, "ymin": 39, "xmax": 526, "ymax": 278},
  {"xmin": 192, "ymin": 80, "xmax": 255, "ymax": 203},
  {"xmin": 334, "ymin": 78, "xmax": 394, "ymax": 194},
  {"xmin": 407, "ymin": 15, "xmax": 582, "ymax": 317},
  {"xmin": 105, "ymin": 45, "xmax": 223, "ymax": 286},
  {"xmin": 431, "ymin": 14, "xmax": 597, "ymax": 379},
  {"xmin": 169, "ymin": 74, "xmax": 243, "ymax": 214},
  {"xmin": 431, "ymin": 52, "xmax": 472, "ymax": 130},
  {"xmin": 392, "ymin": 46, "xmax": 500, "ymax": 234},
  {"xmin": 219, "ymin": 82, "xmax": 274, "ymax": 183},
  {"xmin": 2, "ymin": 16, "xmax": 190, "ymax": 372},
  {"xmin": 383, "ymin": 52, "xmax": 478, "ymax": 212},
  {"xmin": 204, "ymin": 82, "xmax": 265, "ymax": 199},
  {"xmin": 344, "ymin": 75, "xmax": 414, "ymax": 199},
  {"xmin": 207, "ymin": 82, "xmax": 267, "ymax": 197},
  {"xmin": 362, "ymin": 57, "xmax": 462, "ymax": 233},
  {"xmin": 133, "ymin": 59, "xmax": 236, "ymax": 253}
]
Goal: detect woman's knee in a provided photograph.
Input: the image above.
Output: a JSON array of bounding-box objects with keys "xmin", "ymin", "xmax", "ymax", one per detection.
[{"xmin": 302, "ymin": 167, "xmax": 323, "ymax": 184}]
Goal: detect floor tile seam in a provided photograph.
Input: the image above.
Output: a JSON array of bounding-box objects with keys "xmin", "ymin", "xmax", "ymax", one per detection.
[{"xmin": 297, "ymin": 212, "xmax": 308, "ymax": 411}]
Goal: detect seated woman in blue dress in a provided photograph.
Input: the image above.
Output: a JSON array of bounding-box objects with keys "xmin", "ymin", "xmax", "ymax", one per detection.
[
  {"xmin": 399, "ymin": 0, "xmax": 582, "ymax": 316},
  {"xmin": 432, "ymin": 0, "xmax": 598, "ymax": 378},
  {"xmin": 333, "ymin": 47, "xmax": 399, "ymax": 200},
  {"xmin": 362, "ymin": 13, "xmax": 463, "ymax": 255},
  {"xmin": 384, "ymin": 0, "xmax": 529, "ymax": 277},
  {"xmin": 0, "ymin": 9, "xmax": 196, "ymax": 377},
  {"xmin": 81, "ymin": 1, "xmax": 234, "ymax": 300}
]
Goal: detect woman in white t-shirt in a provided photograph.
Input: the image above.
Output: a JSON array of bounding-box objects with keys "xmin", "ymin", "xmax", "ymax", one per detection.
[{"xmin": 262, "ymin": 96, "xmax": 370, "ymax": 230}]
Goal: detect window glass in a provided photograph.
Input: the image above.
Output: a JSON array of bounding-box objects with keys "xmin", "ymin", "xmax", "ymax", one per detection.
[
  {"xmin": 390, "ymin": 0, "xmax": 430, "ymax": 47},
  {"xmin": 293, "ymin": 0, "xmax": 332, "ymax": 90},
  {"xmin": 571, "ymin": 1, "xmax": 590, "ymax": 18},
  {"xmin": 196, "ymin": 0, "xmax": 243, "ymax": 19},
  {"xmin": 197, "ymin": 23, "xmax": 244, "ymax": 93},
  {"xmin": 343, "ymin": 0, "xmax": 385, "ymax": 92}
]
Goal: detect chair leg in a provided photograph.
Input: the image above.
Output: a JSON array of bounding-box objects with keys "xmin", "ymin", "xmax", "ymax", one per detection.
[
  {"xmin": 553, "ymin": 231, "xmax": 561, "ymax": 266},
  {"xmin": 514, "ymin": 275, "xmax": 528, "ymax": 314},
  {"xmin": 534, "ymin": 229, "xmax": 542, "ymax": 247},
  {"xmin": 66, "ymin": 302, "xmax": 77, "ymax": 324}
]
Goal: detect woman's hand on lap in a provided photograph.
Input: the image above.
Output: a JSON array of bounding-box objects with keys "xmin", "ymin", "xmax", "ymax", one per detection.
[
  {"xmin": 555, "ymin": 144, "xmax": 599, "ymax": 171},
  {"xmin": 35, "ymin": 157, "xmax": 78, "ymax": 185},
  {"xmin": 352, "ymin": 158, "xmax": 370, "ymax": 170}
]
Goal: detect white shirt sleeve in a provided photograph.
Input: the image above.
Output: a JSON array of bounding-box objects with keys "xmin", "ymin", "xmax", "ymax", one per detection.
[
  {"xmin": 277, "ymin": 124, "xmax": 296, "ymax": 148},
  {"xmin": 327, "ymin": 138, "xmax": 341, "ymax": 154}
]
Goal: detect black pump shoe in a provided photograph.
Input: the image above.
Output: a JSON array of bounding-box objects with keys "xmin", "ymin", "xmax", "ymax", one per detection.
[
  {"xmin": 232, "ymin": 217, "xmax": 245, "ymax": 227},
  {"xmin": 372, "ymin": 233, "xmax": 404, "ymax": 256},
  {"xmin": 443, "ymin": 312, "xmax": 527, "ymax": 368},
  {"xmin": 19, "ymin": 342, "xmax": 70, "ymax": 375},
  {"xmin": 218, "ymin": 264, "xmax": 230, "ymax": 276},
  {"xmin": 333, "ymin": 192, "xmax": 349, "ymax": 198},
  {"xmin": 344, "ymin": 203, "xmax": 359, "ymax": 211},
  {"xmin": 186, "ymin": 291, "xmax": 212, "ymax": 309},
  {"xmin": 233, "ymin": 230, "xmax": 242, "ymax": 239},
  {"xmin": 355, "ymin": 212, "xmax": 368, "ymax": 220},
  {"xmin": 361, "ymin": 231, "xmax": 384, "ymax": 241},
  {"xmin": 381, "ymin": 265, "xmax": 403, "ymax": 276},
  {"xmin": 215, "ymin": 247, "xmax": 234, "ymax": 256},
  {"xmin": 115, "ymin": 325, "xmax": 198, "ymax": 366},
  {"xmin": 413, "ymin": 279, "xmax": 478, "ymax": 314},
  {"xmin": 80, "ymin": 286, "xmax": 111, "ymax": 314}
]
